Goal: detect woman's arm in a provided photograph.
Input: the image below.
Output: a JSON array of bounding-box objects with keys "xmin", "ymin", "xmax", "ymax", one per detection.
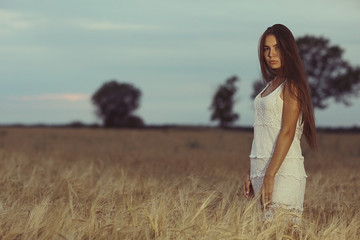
[
  {"xmin": 260, "ymin": 82, "xmax": 301, "ymax": 209},
  {"xmin": 243, "ymin": 167, "xmax": 254, "ymax": 199}
]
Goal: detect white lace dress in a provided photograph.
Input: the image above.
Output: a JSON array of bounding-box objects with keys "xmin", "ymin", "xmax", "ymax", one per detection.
[{"xmin": 249, "ymin": 81, "xmax": 307, "ymax": 221}]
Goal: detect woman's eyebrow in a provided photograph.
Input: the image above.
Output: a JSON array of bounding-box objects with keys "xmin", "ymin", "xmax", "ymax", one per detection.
[{"xmin": 264, "ymin": 44, "xmax": 279, "ymax": 47}]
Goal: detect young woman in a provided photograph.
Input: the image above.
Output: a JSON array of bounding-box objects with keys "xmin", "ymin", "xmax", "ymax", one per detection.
[{"xmin": 243, "ymin": 24, "xmax": 317, "ymax": 221}]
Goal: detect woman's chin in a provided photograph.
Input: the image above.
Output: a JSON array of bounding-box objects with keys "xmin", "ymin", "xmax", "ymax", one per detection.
[{"xmin": 269, "ymin": 65, "xmax": 281, "ymax": 70}]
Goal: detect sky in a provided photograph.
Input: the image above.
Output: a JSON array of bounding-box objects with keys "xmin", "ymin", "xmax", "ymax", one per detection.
[{"xmin": 1, "ymin": 0, "xmax": 360, "ymax": 127}]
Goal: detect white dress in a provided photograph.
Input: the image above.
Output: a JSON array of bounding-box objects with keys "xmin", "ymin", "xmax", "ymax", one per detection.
[{"xmin": 249, "ymin": 81, "xmax": 307, "ymax": 221}]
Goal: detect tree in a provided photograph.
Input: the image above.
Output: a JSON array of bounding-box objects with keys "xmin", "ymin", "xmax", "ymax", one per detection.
[
  {"xmin": 251, "ymin": 79, "xmax": 265, "ymax": 99},
  {"xmin": 210, "ymin": 76, "xmax": 239, "ymax": 127},
  {"xmin": 92, "ymin": 80, "xmax": 144, "ymax": 128},
  {"xmin": 251, "ymin": 35, "xmax": 360, "ymax": 109},
  {"xmin": 297, "ymin": 35, "xmax": 360, "ymax": 109}
]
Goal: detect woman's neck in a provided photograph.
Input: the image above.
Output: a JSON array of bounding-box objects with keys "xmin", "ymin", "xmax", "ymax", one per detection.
[
  {"xmin": 272, "ymin": 76, "xmax": 283, "ymax": 86},
  {"xmin": 274, "ymin": 68, "xmax": 285, "ymax": 81}
]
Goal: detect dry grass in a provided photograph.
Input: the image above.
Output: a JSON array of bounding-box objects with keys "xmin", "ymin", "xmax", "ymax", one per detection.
[{"xmin": 0, "ymin": 127, "xmax": 359, "ymax": 239}]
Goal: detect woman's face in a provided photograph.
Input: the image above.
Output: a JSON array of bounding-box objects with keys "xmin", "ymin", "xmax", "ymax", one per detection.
[{"xmin": 264, "ymin": 34, "xmax": 282, "ymax": 69}]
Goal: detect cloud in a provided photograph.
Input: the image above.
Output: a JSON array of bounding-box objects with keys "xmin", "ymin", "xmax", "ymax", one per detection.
[
  {"xmin": 10, "ymin": 93, "xmax": 90, "ymax": 102},
  {"xmin": 0, "ymin": 9, "xmax": 34, "ymax": 31},
  {"xmin": 78, "ymin": 21, "xmax": 159, "ymax": 31}
]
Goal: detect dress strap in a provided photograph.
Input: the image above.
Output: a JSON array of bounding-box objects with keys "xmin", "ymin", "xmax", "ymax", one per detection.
[{"xmin": 258, "ymin": 82, "xmax": 270, "ymax": 97}]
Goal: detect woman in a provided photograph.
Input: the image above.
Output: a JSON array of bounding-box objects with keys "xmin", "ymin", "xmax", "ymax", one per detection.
[{"xmin": 243, "ymin": 24, "xmax": 317, "ymax": 222}]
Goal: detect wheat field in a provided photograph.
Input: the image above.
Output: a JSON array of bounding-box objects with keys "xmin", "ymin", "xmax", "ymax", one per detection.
[{"xmin": 0, "ymin": 127, "xmax": 359, "ymax": 239}]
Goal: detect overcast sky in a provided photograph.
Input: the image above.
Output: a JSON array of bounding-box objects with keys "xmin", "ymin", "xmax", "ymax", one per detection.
[{"xmin": 1, "ymin": 0, "xmax": 359, "ymax": 127}]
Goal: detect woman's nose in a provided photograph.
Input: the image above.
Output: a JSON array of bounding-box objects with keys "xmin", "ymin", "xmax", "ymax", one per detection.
[{"xmin": 268, "ymin": 49, "xmax": 274, "ymax": 58}]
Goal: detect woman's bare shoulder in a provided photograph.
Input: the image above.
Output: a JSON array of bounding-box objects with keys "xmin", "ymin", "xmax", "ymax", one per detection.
[{"xmin": 282, "ymin": 80, "xmax": 299, "ymax": 101}]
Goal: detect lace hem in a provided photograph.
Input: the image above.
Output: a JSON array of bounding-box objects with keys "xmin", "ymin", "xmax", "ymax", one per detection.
[
  {"xmin": 268, "ymin": 202, "xmax": 304, "ymax": 213},
  {"xmin": 263, "ymin": 203, "xmax": 303, "ymax": 224}
]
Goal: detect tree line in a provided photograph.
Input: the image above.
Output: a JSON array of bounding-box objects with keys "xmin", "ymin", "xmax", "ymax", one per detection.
[{"xmin": 92, "ymin": 35, "xmax": 360, "ymax": 128}]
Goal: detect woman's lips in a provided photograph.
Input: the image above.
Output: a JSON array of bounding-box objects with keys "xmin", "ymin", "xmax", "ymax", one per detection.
[{"xmin": 269, "ymin": 60, "xmax": 278, "ymax": 65}]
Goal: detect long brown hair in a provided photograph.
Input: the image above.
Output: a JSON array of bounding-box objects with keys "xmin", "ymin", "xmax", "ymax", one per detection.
[{"xmin": 259, "ymin": 24, "xmax": 317, "ymax": 150}]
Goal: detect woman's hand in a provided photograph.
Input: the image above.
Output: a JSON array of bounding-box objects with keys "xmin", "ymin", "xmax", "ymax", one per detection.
[
  {"xmin": 243, "ymin": 173, "xmax": 254, "ymax": 199},
  {"xmin": 260, "ymin": 174, "xmax": 275, "ymax": 210}
]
